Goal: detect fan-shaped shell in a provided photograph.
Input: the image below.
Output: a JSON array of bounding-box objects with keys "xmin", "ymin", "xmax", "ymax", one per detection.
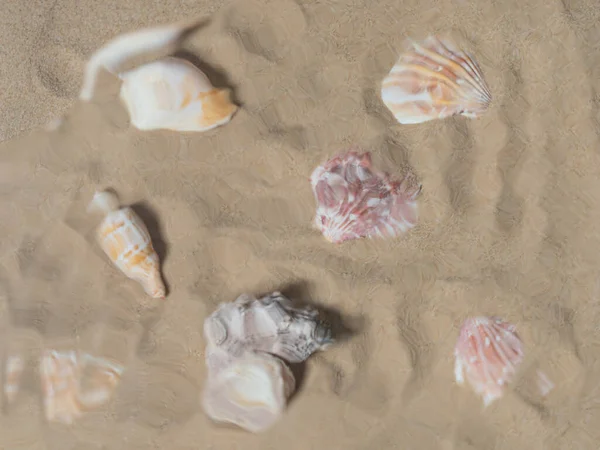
[
  {"xmin": 40, "ymin": 350, "xmax": 124, "ymax": 424},
  {"xmin": 204, "ymin": 291, "xmax": 333, "ymax": 364},
  {"xmin": 119, "ymin": 57, "xmax": 238, "ymax": 132},
  {"xmin": 381, "ymin": 35, "xmax": 492, "ymax": 124},
  {"xmin": 454, "ymin": 316, "xmax": 524, "ymax": 406},
  {"xmin": 88, "ymin": 190, "xmax": 165, "ymax": 299},
  {"xmin": 201, "ymin": 349, "xmax": 295, "ymax": 433},
  {"xmin": 310, "ymin": 151, "xmax": 420, "ymax": 244}
]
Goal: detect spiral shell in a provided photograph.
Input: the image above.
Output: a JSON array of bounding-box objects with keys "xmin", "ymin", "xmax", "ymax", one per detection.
[{"xmin": 88, "ymin": 190, "xmax": 165, "ymax": 299}]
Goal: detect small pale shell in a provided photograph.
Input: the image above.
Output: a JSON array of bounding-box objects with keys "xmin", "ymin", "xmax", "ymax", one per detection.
[
  {"xmin": 454, "ymin": 316, "xmax": 524, "ymax": 406},
  {"xmin": 201, "ymin": 349, "xmax": 295, "ymax": 433},
  {"xmin": 204, "ymin": 291, "xmax": 333, "ymax": 364},
  {"xmin": 310, "ymin": 150, "xmax": 420, "ymax": 244},
  {"xmin": 3, "ymin": 354, "xmax": 25, "ymax": 405},
  {"xmin": 381, "ymin": 35, "xmax": 492, "ymax": 124},
  {"xmin": 119, "ymin": 57, "xmax": 238, "ymax": 132},
  {"xmin": 40, "ymin": 350, "xmax": 124, "ymax": 425},
  {"xmin": 88, "ymin": 190, "xmax": 165, "ymax": 299}
]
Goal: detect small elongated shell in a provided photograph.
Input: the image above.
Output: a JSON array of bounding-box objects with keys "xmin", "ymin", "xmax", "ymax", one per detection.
[
  {"xmin": 3, "ymin": 354, "xmax": 25, "ymax": 405},
  {"xmin": 119, "ymin": 57, "xmax": 238, "ymax": 132},
  {"xmin": 204, "ymin": 291, "xmax": 333, "ymax": 364},
  {"xmin": 40, "ymin": 350, "xmax": 124, "ymax": 425},
  {"xmin": 454, "ymin": 316, "xmax": 524, "ymax": 406},
  {"xmin": 201, "ymin": 349, "xmax": 295, "ymax": 433},
  {"xmin": 381, "ymin": 35, "xmax": 492, "ymax": 124},
  {"xmin": 88, "ymin": 190, "xmax": 165, "ymax": 299},
  {"xmin": 310, "ymin": 150, "xmax": 420, "ymax": 243}
]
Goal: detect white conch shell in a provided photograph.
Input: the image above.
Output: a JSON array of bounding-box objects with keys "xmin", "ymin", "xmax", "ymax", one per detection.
[
  {"xmin": 78, "ymin": 18, "xmax": 238, "ymax": 132},
  {"xmin": 381, "ymin": 35, "xmax": 492, "ymax": 124},
  {"xmin": 40, "ymin": 350, "xmax": 124, "ymax": 425},
  {"xmin": 118, "ymin": 57, "xmax": 238, "ymax": 132},
  {"xmin": 201, "ymin": 348, "xmax": 295, "ymax": 433},
  {"xmin": 88, "ymin": 190, "xmax": 166, "ymax": 299},
  {"xmin": 204, "ymin": 291, "xmax": 334, "ymax": 364}
]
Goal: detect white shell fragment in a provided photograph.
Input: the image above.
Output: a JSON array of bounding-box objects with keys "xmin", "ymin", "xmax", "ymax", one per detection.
[
  {"xmin": 40, "ymin": 350, "xmax": 124, "ymax": 425},
  {"xmin": 202, "ymin": 349, "xmax": 295, "ymax": 433},
  {"xmin": 381, "ymin": 35, "xmax": 492, "ymax": 124},
  {"xmin": 201, "ymin": 291, "xmax": 334, "ymax": 433}
]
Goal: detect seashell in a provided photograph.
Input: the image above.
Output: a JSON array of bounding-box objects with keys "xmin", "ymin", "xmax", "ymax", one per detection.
[
  {"xmin": 78, "ymin": 19, "xmax": 238, "ymax": 132},
  {"xmin": 310, "ymin": 150, "xmax": 420, "ymax": 244},
  {"xmin": 381, "ymin": 35, "xmax": 492, "ymax": 124},
  {"xmin": 40, "ymin": 349, "xmax": 124, "ymax": 424},
  {"xmin": 454, "ymin": 316, "xmax": 524, "ymax": 406},
  {"xmin": 3, "ymin": 354, "xmax": 25, "ymax": 405},
  {"xmin": 118, "ymin": 57, "xmax": 238, "ymax": 132},
  {"xmin": 204, "ymin": 291, "xmax": 333, "ymax": 364},
  {"xmin": 88, "ymin": 190, "xmax": 165, "ymax": 299},
  {"xmin": 201, "ymin": 349, "xmax": 295, "ymax": 433}
]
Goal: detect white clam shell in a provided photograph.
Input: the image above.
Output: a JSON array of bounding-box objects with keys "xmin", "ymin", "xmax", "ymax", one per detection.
[{"xmin": 201, "ymin": 349, "xmax": 295, "ymax": 433}]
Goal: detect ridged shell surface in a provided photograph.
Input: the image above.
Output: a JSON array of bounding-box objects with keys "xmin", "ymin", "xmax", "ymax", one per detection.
[
  {"xmin": 381, "ymin": 36, "xmax": 492, "ymax": 124},
  {"xmin": 454, "ymin": 316, "xmax": 524, "ymax": 406},
  {"xmin": 204, "ymin": 291, "xmax": 333, "ymax": 364},
  {"xmin": 310, "ymin": 151, "xmax": 420, "ymax": 244}
]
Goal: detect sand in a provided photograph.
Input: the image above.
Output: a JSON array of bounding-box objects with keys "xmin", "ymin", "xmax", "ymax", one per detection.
[{"xmin": 0, "ymin": 0, "xmax": 600, "ymax": 448}]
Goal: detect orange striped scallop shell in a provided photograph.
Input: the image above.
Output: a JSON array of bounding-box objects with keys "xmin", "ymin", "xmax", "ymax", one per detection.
[
  {"xmin": 88, "ymin": 190, "xmax": 165, "ymax": 299},
  {"xmin": 381, "ymin": 36, "xmax": 492, "ymax": 124}
]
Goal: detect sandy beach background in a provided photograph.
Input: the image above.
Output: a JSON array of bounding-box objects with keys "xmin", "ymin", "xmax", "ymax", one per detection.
[{"xmin": 1, "ymin": 0, "xmax": 600, "ymax": 448}]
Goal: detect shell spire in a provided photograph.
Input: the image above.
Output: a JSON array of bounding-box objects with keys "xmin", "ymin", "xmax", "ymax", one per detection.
[{"xmin": 87, "ymin": 190, "xmax": 121, "ymax": 215}]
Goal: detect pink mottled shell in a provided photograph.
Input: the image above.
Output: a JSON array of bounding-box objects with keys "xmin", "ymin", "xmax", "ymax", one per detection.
[
  {"xmin": 310, "ymin": 151, "xmax": 420, "ymax": 244},
  {"xmin": 454, "ymin": 316, "xmax": 524, "ymax": 406}
]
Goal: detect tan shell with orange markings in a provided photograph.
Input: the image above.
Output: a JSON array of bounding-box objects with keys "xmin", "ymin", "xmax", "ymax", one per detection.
[
  {"xmin": 40, "ymin": 350, "xmax": 124, "ymax": 425},
  {"xmin": 119, "ymin": 57, "xmax": 238, "ymax": 132},
  {"xmin": 88, "ymin": 190, "xmax": 165, "ymax": 299}
]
